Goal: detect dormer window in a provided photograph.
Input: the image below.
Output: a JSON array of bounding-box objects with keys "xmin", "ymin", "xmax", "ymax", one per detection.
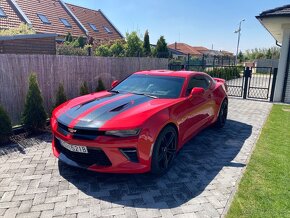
[
  {"xmin": 37, "ymin": 14, "xmax": 51, "ymax": 24},
  {"xmin": 103, "ymin": 26, "xmax": 112, "ymax": 34},
  {"xmin": 0, "ymin": 7, "xmax": 6, "ymax": 18},
  {"xmin": 60, "ymin": 18, "xmax": 72, "ymax": 28},
  {"xmin": 89, "ymin": 23, "xmax": 98, "ymax": 32}
]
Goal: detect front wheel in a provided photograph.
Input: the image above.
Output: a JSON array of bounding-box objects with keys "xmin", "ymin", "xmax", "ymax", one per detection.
[
  {"xmin": 215, "ymin": 99, "xmax": 228, "ymax": 128},
  {"xmin": 151, "ymin": 126, "xmax": 177, "ymax": 175}
]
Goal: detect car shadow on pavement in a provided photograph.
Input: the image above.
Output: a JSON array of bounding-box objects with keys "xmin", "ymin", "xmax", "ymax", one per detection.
[{"xmin": 59, "ymin": 119, "xmax": 252, "ymax": 209}]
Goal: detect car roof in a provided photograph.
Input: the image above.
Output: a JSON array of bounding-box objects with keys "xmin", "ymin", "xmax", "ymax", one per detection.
[{"xmin": 134, "ymin": 70, "xmax": 207, "ymax": 78}]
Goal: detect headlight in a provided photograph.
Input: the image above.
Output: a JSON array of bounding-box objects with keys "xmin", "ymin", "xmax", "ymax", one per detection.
[{"xmin": 105, "ymin": 129, "xmax": 140, "ymax": 137}]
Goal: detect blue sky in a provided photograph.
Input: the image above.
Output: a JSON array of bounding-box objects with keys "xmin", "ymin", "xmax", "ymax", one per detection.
[{"xmin": 65, "ymin": 0, "xmax": 289, "ymax": 53}]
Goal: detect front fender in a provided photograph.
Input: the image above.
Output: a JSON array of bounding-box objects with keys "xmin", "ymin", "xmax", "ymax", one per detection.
[{"xmin": 137, "ymin": 108, "xmax": 178, "ymax": 166}]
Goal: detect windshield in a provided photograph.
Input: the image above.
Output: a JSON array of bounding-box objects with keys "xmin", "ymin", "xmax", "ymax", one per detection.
[{"xmin": 111, "ymin": 74, "xmax": 185, "ymax": 99}]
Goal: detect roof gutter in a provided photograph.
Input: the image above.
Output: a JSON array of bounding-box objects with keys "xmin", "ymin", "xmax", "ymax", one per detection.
[
  {"xmin": 59, "ymin": 0, "xmax": 89, "ymax": 36},
  {"xmin": 8, "ymin": 0, "xmax": 32, "ymax": 27}
]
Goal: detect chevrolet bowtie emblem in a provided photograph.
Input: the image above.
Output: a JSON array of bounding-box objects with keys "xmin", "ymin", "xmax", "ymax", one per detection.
[{"xmin": 68, "ymin": 128, "xmax": 77, "ymax": 133}]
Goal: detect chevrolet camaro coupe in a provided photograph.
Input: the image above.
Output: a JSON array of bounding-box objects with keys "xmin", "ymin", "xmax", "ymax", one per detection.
[{"xmin": 51, "ymin": 70, "xmax": 228, "ymax": 175}]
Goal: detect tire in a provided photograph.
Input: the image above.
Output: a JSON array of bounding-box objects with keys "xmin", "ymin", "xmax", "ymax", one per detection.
[
  {"xmin": 151, "ymin": 126, "xmax": 177, "ymax": 175},
  {"xmin": 215, "ymin": 99, "xmax": 228, "ymax": 128}
]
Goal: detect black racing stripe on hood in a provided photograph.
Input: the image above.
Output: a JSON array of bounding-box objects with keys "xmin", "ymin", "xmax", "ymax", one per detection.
[
  {"xmin": 73, "ymin": 95, "xmax": 152, "ymax": 129},
  {"xmin": 57, "ymin": 93, "xmax": 120, "ymax": 126}
]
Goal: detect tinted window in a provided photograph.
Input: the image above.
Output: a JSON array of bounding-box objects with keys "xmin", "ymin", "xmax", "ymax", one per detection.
[
  {"xmin": 0, "ymin": 7, "xmax": 6, "ymax": 17},
  {"xmin": 60, "ymin": 18, "xmax": 71, "ymax": 28},
  {"xmin": 186, "ymin": 76, "xmax": 210, "ymax": 95},
  {"xmin": 112, "ymin": 74, "xmax": 185, "ymax": 99},
  {"xmin": 37, "ymin": 14, "xmax": 50, "ymax": 24}
]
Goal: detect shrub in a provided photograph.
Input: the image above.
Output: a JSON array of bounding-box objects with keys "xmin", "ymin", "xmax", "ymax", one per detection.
[
  {"xmin": 126, "ymin": 32, "xmax": 143, "ymax": 57},
  {"xmin": 95, "ymin": 44, "xmax": 111, "ymax": 57},
  {"xmin": 0, "ymin": 23, "xmax": 35, "ymax": 36},
  {"xmin": 80, "ymin": 82, "xmax": 89, "ymax": 95},
  {"xmin": 110, "ymin": 40, "xmax": 126, "ymax": 57},
  {"xmin": 206, "ymin": 67, "xmax": 242, "ymax": 80},
  {"xmin": 95, "ymin": 78, "xmax": 106, "ymax": 92},
  {"xmin": 57, "ymin": 44, "xmax": 87, "ymax": 56},
  {"xmin": 0, "ymin": 105, "xmax": 12, "ymax": 143},
  {"xmin": 22, "ymin": 73, "xmax": 47, "ymax": 131},
  {"xmin": 54, "ymin": 83, "xmax": 67, "ymax": 109}
]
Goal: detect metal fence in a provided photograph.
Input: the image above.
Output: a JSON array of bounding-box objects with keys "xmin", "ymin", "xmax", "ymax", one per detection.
[{"xmin": 169, "ymin": 63, "xmax": 277, "ymax": 101}]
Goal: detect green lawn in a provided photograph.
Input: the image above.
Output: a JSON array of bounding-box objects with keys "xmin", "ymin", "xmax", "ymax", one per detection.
[{"xmin": 227, "ymin": 104, "xmax": 290, "ymax": 218}]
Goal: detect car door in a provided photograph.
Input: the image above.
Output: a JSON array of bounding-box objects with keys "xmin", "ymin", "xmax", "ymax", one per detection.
[{"xmin": 178, "ymin": 75, "xmax": 213, "ymax": 142}]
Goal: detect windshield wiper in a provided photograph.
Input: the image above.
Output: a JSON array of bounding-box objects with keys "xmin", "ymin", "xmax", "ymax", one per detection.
[{"xmin": 131, "ymin": 92, "xmax": 158, "ymax": 99}]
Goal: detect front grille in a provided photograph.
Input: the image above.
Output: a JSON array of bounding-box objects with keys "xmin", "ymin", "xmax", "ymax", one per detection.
[
  {"xmin": 57, "ymin": 122, "xmax": 105, "ymax": 140},
  {"xmin": 55, "ymin": 138, "xmax": 112, "ymax": 167}
]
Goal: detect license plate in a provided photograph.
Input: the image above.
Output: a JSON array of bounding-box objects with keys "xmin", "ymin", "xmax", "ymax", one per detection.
[{"xmin": 58, "ymin": 139, "xmax": 88, "ymax": 154}]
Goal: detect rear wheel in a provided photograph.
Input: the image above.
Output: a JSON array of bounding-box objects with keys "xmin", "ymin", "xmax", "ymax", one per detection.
[
  {"xmin": 151, "ymin": 126, "xmax": 177, "ymax": 175},
  {"xmin": 215, "ymin": 99, "xmax": 228, "ymax": 128}
]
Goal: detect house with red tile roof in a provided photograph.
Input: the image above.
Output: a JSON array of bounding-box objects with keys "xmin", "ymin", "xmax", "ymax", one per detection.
[
  {"xmin": 66, "ymin": 4, "xmax": 122, "ymax": 42},
  {"xmin": 168, "ymin": 42, "xmax": 207, "ymax": 57},
  {"xmin": 0, "ymin": 0, "xmax": 123, "ymax": 42}
]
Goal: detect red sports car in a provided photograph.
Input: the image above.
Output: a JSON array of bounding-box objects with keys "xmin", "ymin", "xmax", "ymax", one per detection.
[{"xmin": 51, "ymin": 70, "xmax": 228, "ymax": 175}]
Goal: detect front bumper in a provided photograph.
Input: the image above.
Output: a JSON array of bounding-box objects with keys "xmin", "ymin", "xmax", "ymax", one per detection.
[{"xmin": 52, "ymin": 131, "xmax": 152, "ymax": 174}]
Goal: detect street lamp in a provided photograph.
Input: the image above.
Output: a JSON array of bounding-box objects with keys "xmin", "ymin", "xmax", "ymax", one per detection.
[{"xmin": 235, "ymin": 19, "xmax": 245, "ymax": 65}]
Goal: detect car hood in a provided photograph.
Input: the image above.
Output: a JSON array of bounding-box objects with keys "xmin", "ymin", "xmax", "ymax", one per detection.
[{"xmin": 55, "ymin": 91, "xmax": 180, "ymax": 130}]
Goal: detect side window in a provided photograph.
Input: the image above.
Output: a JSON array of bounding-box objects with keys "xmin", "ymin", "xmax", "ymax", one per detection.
[{"xmin": 186, "ymin": 76, "xmax": 210, "ymax": 96}]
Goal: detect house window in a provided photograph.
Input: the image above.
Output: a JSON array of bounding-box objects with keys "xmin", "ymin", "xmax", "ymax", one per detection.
[
  {"xmin": 60, "ymin": 18, "xmax": 71, "ymax": 28},
  {"xmin": 103, "ymin": 26, "xmax": 112, "ymax": 34},
  {"xmin": 88, "ymin": 23, "xmax": 98, "ymax": 32},
  {"xmin": 0, "ymin": 7, "xmax": 6, "ymax": 18},
  {"xmin": 37, "ymin": 14, "xmax": 51, "ymax": 24}
]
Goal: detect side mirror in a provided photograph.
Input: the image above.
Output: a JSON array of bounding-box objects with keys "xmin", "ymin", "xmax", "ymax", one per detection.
[
  {"xmin": 190, "ymin": 87, "xmax": 205, "ymax": 97},
  {"xmin": 111, "ymin": 80, "xmax": 119, "ymax": 88}
]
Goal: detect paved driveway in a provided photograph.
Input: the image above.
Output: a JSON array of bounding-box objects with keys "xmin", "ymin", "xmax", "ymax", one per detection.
[{"xmin": 0, "ymin": 98, "xmax": 272, "ymax": 218}]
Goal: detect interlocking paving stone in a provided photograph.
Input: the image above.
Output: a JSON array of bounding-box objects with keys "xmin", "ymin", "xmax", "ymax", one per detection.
[{"xmin": 0, "ymin": 98, "xmax": 272, "ymax": 217}]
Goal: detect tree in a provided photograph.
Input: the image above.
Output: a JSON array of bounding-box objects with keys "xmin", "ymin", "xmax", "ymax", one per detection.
[
  {"xmin": 65, "ymin": 32, "xmax": 73, "ymax": 42},
  {"xmin": 77, "ymin": 36, "xmax": 86, "ymax": 48},
  {"xmin": 80, "ymin": 82, "xmax": 89, "ymax": 95},
  {"xmin": 237, "ymin": 51, "xmax": 244, "ymax": 63},
  {"xmin": 155, "ymin": 36, "xmax": 169, "ymax": 58},
  {"xmin": 126, "ymin": 32, "xmax": 143, "ymax": 57},
  {"xmin": 22, "ymin": 73, "xmax": 47, "ymax": 131},
  {"xmin": 0, "ymin": 105, "xmax": 12, "ymax": 143},
  {"xmin": 54, "ymin": 83, "xmax": 67, "ymax": 109},
  {"xmin": 0, "ymin": 23, "xmax": 35, "ymax": 36},
  {"xmin": 143, "ymin": 30, "xmax": 151, "ymax": 56},
  {"xmin": 95, "ymin": 44, "xmax": 111, "ymax": 57},
  {"xmin": 110, "ymin": 40, "xmax": 126, "ymax": 57},
  {"xmin": 95, "ymin": 78, "xmax": 106, "ymax": 92},
  {"xmin": 266, "ymin": 48, "xmax": 272, "ymax": 59}
]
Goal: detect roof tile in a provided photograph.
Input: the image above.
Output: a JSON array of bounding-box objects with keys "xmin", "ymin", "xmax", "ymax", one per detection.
[
  {"xmin": 15, "ymin": 0, "xmax": 85, "ymax": 37},
  {"xmin": 66, "ymin": 3, "xmax": 123, "ymax": 40}
]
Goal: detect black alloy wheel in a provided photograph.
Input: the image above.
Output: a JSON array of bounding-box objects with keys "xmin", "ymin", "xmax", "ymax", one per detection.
[
  {"xmin": 151, "ymin": 126, "xmax": 177, "ymax": 175},
  {"xmin": 215, "ymin": 99, "xmax": 228, "ymax": 128}
]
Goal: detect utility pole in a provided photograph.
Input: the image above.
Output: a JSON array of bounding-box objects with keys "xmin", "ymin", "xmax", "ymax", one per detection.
[{"xmin": 235, "ymin": 19, "xmax": 245, "ymax": 65}]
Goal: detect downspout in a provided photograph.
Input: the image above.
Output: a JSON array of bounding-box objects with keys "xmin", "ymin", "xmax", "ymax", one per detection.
[{"xmin": 8, "ymin": 0, "xmax": 32, "ymax": 27}]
